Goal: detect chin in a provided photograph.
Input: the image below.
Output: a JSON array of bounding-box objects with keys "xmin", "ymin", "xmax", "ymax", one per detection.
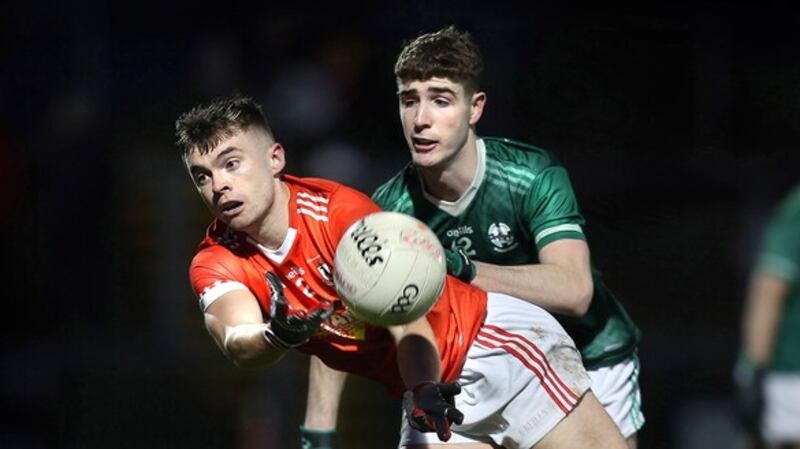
[
  {"xmin": 221, "ymin": 215, "xmax": 245, "ymax": 231},
  {"xmin": 412, "ymin": 153, "xmax": 442, "ymax": 168}
]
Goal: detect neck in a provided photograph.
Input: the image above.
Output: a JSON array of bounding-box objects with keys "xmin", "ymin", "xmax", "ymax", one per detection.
[
  {"xmin": 419, "ymin": 134, "xmax": 479, "ymax": 202},
  {"xmin": 251, "ymin": 180, "xmax": 290, "ymax": 250}
]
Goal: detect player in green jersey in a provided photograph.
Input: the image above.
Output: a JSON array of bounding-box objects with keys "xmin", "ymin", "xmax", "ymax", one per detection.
[
  {"xmin": 302, "ymin": 26, "xmax": 643, "ymax": 449},
  {"xmin": 736, "ymin": 183, "xmax": 800, "ymax": 449}
]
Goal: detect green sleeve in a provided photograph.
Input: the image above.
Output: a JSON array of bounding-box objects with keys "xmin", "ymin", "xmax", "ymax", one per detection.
[
  {"xmin": 523, "ymin": 166, "xmax": 586, "ymax": 251},
  {"xmin": 757, "ymin": 188, "xmax": 800, "ymax": 282}
]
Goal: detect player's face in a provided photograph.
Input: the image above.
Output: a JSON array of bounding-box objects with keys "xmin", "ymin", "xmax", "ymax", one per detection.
[
  {"xmin": 397, "ymin": 77, "xmax": 485, "ymax": 169},
  {"xmin": 185, "ymin": 127, "xmax": 286, "ymax": 235}
]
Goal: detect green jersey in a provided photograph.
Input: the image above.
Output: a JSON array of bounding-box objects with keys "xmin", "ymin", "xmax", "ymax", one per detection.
[
  {"xmin": 756, "ymin": 184, "xmax": 800, "ymax": 372},
  {"xmin": 373, "ymin": 137, "xmax": 640, "ymax": 369}
]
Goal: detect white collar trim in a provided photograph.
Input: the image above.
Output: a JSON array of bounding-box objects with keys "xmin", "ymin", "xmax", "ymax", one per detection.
[
  {"xmin": 249, "ymin": 227, "xmax": 297, "ymax": 264},
  {"xmin": 421, "ymin": 138, "xmax": 486, "ymax": 216}
]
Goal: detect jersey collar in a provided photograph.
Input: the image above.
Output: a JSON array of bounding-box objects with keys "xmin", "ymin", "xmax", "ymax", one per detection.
[
  {"xmin": 248, "ymin": 227, "xmax": 297, "ymax": 264},
  {"xmin": 421, "ymin": 138, "xmax": 486, "ymax": 217}
]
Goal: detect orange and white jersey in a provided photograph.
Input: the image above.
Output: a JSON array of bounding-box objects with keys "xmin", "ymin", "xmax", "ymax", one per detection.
[{"xmin": 189, "ymin": 174, "xmax": 488, "ymax": 396}]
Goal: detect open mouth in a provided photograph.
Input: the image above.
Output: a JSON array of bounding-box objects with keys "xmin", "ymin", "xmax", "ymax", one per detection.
[
  {"xmin": 412, "ymin": 137, "xmax": 438, "ymax": 152},
  {"xmin": 220, "ymin": 201, "xmax": 244, "ymax": 216}
]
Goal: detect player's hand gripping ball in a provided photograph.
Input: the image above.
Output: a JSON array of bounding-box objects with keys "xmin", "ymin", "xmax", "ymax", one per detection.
[{"xmin": 334, "ymin": 211, "xmax": 446, "ymax": 326}]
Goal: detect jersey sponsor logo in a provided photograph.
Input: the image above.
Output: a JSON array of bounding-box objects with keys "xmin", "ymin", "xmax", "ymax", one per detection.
[
  {"xmin": 488, "ymin": 222, "xmax": 519, "ymax": 253},
  {"xmin": 283, "ymin": 265, "xmax": 320, "ymax": 299},
  {"xmin": 445, "ymin": 225, "xmax": 474, "ymax": 238},
  {"xmin": 447, "ymin": 225, "xmax": 477, "ymax": 257}
]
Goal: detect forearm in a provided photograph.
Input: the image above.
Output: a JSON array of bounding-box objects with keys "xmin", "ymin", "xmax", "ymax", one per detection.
[
  {"xmin": 221, "ymin": 322, "xmax": 286, "ymax": 368},
  {"xmin": 392, "ymin": 319, "xmax": 442, "ymax": 389},
  {"xmin": 742, "ymin": 273, "xmax": 789, "ymax": 366},
  {"xmin": 305, "ymin": 356, "xmax": 347, "ymax": 429},
  {"xmin": 471, "ymin": 261, "xmax": 593, "ymax": 316}
]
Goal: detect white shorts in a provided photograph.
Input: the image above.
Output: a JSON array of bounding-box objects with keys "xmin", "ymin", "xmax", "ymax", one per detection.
[
  {"xmin": 762, "ymin": 372, "xmax": 800, "ymax": 445},
  {"xmin": 399, "ymin": 292, "xmax": 592, "ymax": 449},
  {"xmin": 587, "ymin": 355, "xmax": 645, "ymax": 438}
]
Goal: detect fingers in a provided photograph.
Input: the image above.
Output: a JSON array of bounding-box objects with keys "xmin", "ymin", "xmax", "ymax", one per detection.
[
  {"xmin": 446, "ymin": 406, "xmax": 464, "ymax": 425},
  {"xmin": 439, "ymin": 382, "xmax": 463, "ymax": 425},
  {"xmin": 412, "ymin": 414, "xmax": 431, "ymax": 432},
  {"xmin": 266, "ymin": 273, "xmax": 286, "ymax": 320},
  {"xmin": 432, "ymin": 405, "xmax": 464, "ymax": 440},
  {"xmin": 431, "ymin": 415, "xmax": 452, "ymax": 442},
  {"xmin": 439, "ymin": 382, "xmax": 461, "ymax": 398}
]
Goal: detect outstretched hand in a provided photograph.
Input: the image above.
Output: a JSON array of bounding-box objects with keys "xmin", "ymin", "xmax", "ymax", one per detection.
[
  {"xmin": 263, "ymin": 272, "xmax": 333, "ymax": 348},
  {"xmin": 402, "ymin": 381, "xmax": 464, "ymax": 441}
]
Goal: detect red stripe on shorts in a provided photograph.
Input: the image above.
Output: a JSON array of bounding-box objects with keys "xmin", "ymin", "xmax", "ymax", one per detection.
[
  {"xmin": 483, "ymin": 324, "xmax": 579, "ymax": 403},
  {"xmin": 475, "ymin": 327, "xmax": 577, "ymax": 413}
]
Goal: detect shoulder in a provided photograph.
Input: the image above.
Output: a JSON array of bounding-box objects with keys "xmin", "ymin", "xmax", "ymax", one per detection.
[
  {"xmin": 190, "ymin": 242, "xmax": 258, "ymax": 311},
  {"xmin": 288, "ymin": 175, "xmax": 380, "ymax": 237},
  {"xmin": 372, "ymin": 163, "xmax": 416, "ymax": 209},
  {"xmin": 286, "ymin": 174, "xmax": 372, "ymax": 205},
  {"xmin": 482, "ymin": 137, "xmax": 563, "ymax": 173},
  {"xmin": 191, "ymin": 228, "xmax": 252, "ymax": 279},
  {"xmin": 285, "ymin": 174, "xmax": 338, "ymax": 199}
]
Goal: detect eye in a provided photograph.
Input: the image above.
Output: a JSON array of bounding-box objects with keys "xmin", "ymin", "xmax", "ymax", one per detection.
[
  {"xmin": 225, "ymin": 158, "xmax": 241, "ymax": 170},
  {"xmin": 195, "ymin": 172, "xmax": 210, "ymax": 186},
  {"xmin": 433, "ymin": 97, "xmax": 451, "ymax": 107},
  {"xmin": 399, "ymin": 97, "xmax": 417, "ymax": 108}
]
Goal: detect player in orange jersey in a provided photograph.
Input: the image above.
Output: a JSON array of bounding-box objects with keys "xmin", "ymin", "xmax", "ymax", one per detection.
[{"xmin": 175, "ymin": 95, "xmax": 625, "ymax": 449}]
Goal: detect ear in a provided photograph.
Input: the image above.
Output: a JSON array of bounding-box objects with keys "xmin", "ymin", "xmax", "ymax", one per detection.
[
  {"xmin": 269, "ymin": 142, "xmax": 286, "ymax": 176},
  {"xmin": 469, "ymin": 91, "xmax": 486, "ymax": 126}
]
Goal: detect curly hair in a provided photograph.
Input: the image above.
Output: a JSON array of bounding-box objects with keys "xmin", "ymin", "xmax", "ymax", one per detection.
[
  {"xmin": 394, "ymin": 25, "xmax": 484, "ymax": 94},
  {"xmin": 175, "ymin": 95, "xmax": 273, "ymax": 157}
]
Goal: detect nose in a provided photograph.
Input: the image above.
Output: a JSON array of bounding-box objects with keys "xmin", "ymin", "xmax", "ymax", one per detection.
[
  {"xmin": 413, "ymin": 103, "xmax": 431, "ymax": 130},
  {"xmin": 211, "ymin": 171, "xmax": 231, "ymax": 194}
]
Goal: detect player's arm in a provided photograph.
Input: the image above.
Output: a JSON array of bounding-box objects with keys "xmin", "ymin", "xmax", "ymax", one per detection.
[
  {"xmin": 304, "ymin": 356, "xmax": 347, "ymax": 428},
  {"xmin": 203, "ymin": 288, "xmax": 287, "ymax": 368},
  {"xmin": 470, "ymin": 238, "xmax": 594, "ymax": 317},
  {"xmin": 388, "ymin": 317, "xmax": 442, "ymax": 387},
  {"xmin": 389, "ymin": 317, "xmax": 463, "ymax": 442},
  {"xmin": 741, "ymin": 270, "xmax": 790, "ymax": 367},
  {"xmin": 735, "ymin": 265, "xmax": 792, "ymax": 435}
]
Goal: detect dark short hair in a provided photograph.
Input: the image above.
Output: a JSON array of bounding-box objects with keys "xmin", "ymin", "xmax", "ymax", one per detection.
[
  {"xmin": 175, "ymin": 95, "xmax": 273, "ymax": 157},
  {"xmin": 394, "ymin": 25, "xmax": 484, "ymax": 94}
]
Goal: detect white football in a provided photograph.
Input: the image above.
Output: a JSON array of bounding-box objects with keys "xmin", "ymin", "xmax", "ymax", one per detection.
[{"xmin": 334, "ymin": 211, "xmax": 446, "ymax": 326}]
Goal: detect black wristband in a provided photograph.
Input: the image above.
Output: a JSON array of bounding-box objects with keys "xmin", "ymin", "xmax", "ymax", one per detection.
[{"xmin": 299, "ymin": 426, "xmax": 338, "ymax": 449}]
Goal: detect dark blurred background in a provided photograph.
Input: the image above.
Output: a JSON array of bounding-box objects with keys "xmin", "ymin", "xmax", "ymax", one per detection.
[{"xmin": 2, "ymin": 1, "xmax": 799, "ymax": 448}]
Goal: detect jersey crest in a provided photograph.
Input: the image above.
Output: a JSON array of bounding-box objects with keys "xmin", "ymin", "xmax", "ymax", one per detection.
[
  {"xmin": 487, "ymin": 222, "xmax": 519, "ymax": 253},
  {"xmin": 307, "ymin": 255, "xmax": 335, "ymax": 287}
]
